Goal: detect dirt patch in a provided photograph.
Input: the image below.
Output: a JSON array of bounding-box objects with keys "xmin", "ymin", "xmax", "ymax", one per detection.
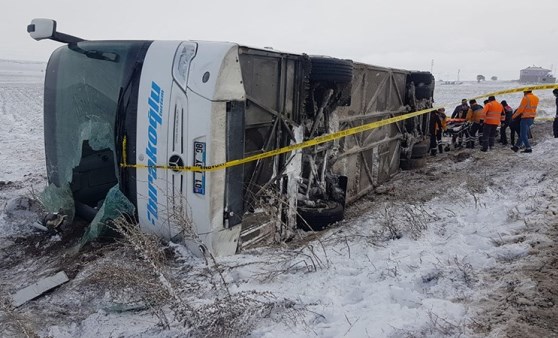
[{"xmin": 471, "ymin": 224, "xmax": 558, "ymax": 337}]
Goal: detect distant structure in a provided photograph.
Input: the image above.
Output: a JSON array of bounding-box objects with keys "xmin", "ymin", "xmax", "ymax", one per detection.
[
  {"xmin": 519, "ymin": 66, "xmax": 556, "ymax": 83},
  {"xmin": 441, "ymin": 69, "xmax": 463, "ymax": 85},
  {"xmin": 477, "ymin": 75, "xmax": 485, "ymax": 83}
]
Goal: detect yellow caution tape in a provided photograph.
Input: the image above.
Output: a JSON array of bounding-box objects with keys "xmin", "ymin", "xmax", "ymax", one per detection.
[
  {"xmin": 121, "ymin": 106, "xmax": 433, "ymax": 172},
  {"xmin": 471, "ymin": 83, "xmax": 558, "ymax": 100},
  {"xmin": 121, "ymin": 84, "xmax": 558, "ymax": 172},
  {"xmin": 122, "ymin": 136, "xmax": 127, "ymax": 165}
]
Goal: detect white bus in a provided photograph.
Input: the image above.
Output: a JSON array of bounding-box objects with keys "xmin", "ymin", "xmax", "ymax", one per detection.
[{"xmin": 29, "ymin": 19, "xmax": 434, "ymax": 256}]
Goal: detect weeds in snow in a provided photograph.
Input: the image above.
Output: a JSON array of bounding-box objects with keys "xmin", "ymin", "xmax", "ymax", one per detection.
[
  {"xmin": 379, "ymin": 202, "xmax": 434, "ymax": 240},
  {"xmin": 252, "ymin": 245, "xmax": 329, "ymax": 282},
  {"xmin": 393, "ymin": 308, "xmax": 469, "ymax": 337},
  {"xmin": 84, "ymin": 199, "xmax": 311, "ymax": 336},
  {"xmin": 422, "ymin": 309, "xmax": 467, "ymax": 337},
  {"xmin": 0, "ymin": 296, "xmax": 39, "ymax": 338},
  {"xmin": 432, "ymin": 255, "xmax": 478, "ymax": 289}
]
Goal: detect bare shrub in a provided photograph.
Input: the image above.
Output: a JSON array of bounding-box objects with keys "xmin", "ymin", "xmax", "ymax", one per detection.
[
  {"xmin": 451, "ymin": 256, "xmax": 477, "ymax": 288},
  {"xmin": 377, "ymin": 202, "xmax": 435, "ymax": 241},
  {"xmin": 84, "ymin": 263, "xmax": 172, "ymax": 313},
  {"xmin": 422, "ymin": 309, "xmax": 467, "ymax": 337},
  {"xmin": 100, "ymin": 202, "xmax": 309, "ymax": 336},
  {"xmin": 185, "ymin": 293, "xmax": 308, "ymax": 338},
  {"xmin": 392, "ymin": 309, "xmax": 468, "ymax": 337},
  {"xmin": 108, "ymin": 215, "xmax": 199, "ymax": 329},
  {"xmin": 432, "ymin": 255, "xmax": 478, "ymax": 289},
  {"xmin": 253, "ymin": 246, "xmax": 329, "ymax": 282},
  {"xmin": 0, "ymin": 296, "xmax": 39, "ymax": 338}
]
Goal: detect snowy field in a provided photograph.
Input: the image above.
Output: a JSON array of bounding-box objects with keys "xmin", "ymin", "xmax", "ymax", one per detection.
[{"xmin": 1, "ymin": 61, "xmax": 558, "ymax": 337}]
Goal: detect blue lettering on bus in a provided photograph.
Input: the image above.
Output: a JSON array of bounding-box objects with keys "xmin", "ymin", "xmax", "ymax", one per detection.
[{"xmin": 146, "ymin": 81, "xmax": 163, "ymax": 225}]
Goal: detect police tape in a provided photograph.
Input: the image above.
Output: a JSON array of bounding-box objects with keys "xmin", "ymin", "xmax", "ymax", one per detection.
[
  {"xmin": 470, "ymin": 83, "xmax": 558, "ymax": 100},
  {"xmin": 121, "ymin": 84, "xmax": 558, "ymax": 172},
  {"xmin": 536, "ymin": 117, "xmax": 556, "ymax": 121},
  {"xmin": 121, "ymin": 106, "xmax": 432, "ymax": 172}
]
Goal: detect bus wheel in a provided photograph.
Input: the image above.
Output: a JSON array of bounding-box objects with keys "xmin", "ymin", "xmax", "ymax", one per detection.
[
  {"xmin": 297, "ymin": 200, "xmax": 345, "ymax": 231},
  {"xmin": 309, "ymin": 57, "xmax": 353, "ymax": 84},
  {"xmin": 400, "ymin": 158, "xmax": 426, "ymax": 170},
  {"xmin": 411, "ymin": 142, "xmax": 429, "ymax": 158}
]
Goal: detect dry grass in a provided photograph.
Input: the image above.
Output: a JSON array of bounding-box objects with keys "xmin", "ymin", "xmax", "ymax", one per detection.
[
  {"xmin": 84, "ymin": 201, "xmax": 311, "ymax": 336},
  {"xmin": 378, "ymin": 202, "xmax": 435, "ymax": 241},
  {"xmin": 0, "ymin": 296, "xmax": 39, "ymax": 338}
]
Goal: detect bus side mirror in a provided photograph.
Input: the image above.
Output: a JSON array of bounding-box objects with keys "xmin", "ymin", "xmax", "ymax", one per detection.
[
  {"xmin": 27, "ymin": 18, "xmax": 84, "ymax": 44},
  {"xmin": 27, "ymin": 18, "xmax": 57, "ymax": 41}
]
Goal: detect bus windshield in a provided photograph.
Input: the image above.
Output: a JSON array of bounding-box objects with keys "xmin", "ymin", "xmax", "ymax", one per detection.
[{"xmin": 44, "ymin": 41, "xmax": 150, "ymax": 207}]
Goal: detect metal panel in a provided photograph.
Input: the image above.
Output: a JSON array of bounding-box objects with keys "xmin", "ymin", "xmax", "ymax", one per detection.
[
  {"xmin": 237, "ymin": 48, "xmax": 306, "ymax": 248},
  {"xmin": 225, "ymin": 101, "xmax": 245, "ymax": 227},
  {"xmin": 331, "ymin": 63, "xmax": 409, "ymax": 202}
]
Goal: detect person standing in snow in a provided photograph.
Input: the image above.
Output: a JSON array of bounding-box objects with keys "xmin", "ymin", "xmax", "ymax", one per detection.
[
  {"xmin": 451, "ymin": 99, "xmax": 469, "ymax": 118},
  {"xmin": 511, "ymin": 90, "xmax": 539, "ymax": 153},
  {"xmin": 438, "ymin": 108, "xmax": 448, "ymax": 153},
  {"xmin": 552, "ymin": 89, "xmax": 558, "ymax": 138},
  {"xmin": 499, "ymin": 100, "xmax": 513, "ymax": 145},
  {"xmin": 509, "ymin": 111, "xmax": 521, "ymax": 146},
  {"xmin": 429, "ymin": 109, "xmax": 443, "ymax": 156},
  {"xmin": 481, "ymin": 96, "xmax": 503, "ymax": 152},
  {"xmin": 465, "ymin": 99, "xmax": 484, "ymax": 148}
]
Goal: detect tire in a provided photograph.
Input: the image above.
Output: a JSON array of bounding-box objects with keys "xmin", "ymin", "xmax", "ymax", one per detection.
[
  {"xmin": 410, "ymin": 72, "xmax": 434, "ymax": 100},
  {"xmin": 410, "ymin": 142, "xmax": 429, "ymax": 159},
  {"xmin": 414, "ymin": 85, "xmax": 434, "ymax": 100},
  {"xmin": 309, "ymin": 57, "xmax": 353, "ymax": 84},
  {"xmin": 400, "ymin": 157, "xmax": 426, "ymax": 170},
  {"xmin": 297, "ymin": 200, "xmax": 345, "ymax": 231},
  {"xmin": 410, "ymin": 72, "xmax": 434, "ymax": 87}
]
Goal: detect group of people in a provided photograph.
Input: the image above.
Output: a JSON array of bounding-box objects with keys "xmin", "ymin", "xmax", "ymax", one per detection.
[{"xmin": 428, "ymin": 89, "xmax": 552, "ymax": 156}]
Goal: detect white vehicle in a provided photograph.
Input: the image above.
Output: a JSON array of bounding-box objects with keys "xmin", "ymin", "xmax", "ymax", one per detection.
[{"xmin": 29, "ymin": 19, "xmax": 434, "ymax": 256}]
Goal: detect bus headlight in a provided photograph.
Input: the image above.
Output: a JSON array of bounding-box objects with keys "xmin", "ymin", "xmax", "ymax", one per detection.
[{"xmin": 172, "ymin": 42, "xmax": 197, "ymax": 92}]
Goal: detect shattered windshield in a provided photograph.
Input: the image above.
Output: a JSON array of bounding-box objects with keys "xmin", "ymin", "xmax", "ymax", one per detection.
[{"xmin": 44, "ymin": 41, "xmax": 149, "ymax": 187}]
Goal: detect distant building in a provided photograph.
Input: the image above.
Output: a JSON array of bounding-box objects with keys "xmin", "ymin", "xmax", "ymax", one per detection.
[{"xmin": 519, "ymin": 66, "xmax": 556, "ymax": 83}]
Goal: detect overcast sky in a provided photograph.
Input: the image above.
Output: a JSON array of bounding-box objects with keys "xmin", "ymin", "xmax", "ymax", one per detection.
[{"xmin": 1, "ymin": 0, "xmax": 557, "ymax": 80}]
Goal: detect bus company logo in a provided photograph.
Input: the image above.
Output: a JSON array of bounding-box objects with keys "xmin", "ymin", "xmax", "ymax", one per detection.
[{"xmin": 146, "ymin": 81, "xmax": 164, "ymax": 224}]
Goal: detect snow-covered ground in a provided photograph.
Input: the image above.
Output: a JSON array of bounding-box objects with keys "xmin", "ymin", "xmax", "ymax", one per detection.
[{"xmin": 1, "ymin": 62, "xmax": 557, "ymax": 337}]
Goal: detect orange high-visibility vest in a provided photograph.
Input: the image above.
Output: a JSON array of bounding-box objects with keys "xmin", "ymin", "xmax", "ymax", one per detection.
[
  {"xmin": 483, "ymin": 101, "xmax": 503, "ymax": 126},
  {"xmin": 467, "ymin": 105, "xmax": 484, "ymax": 123},
  {"xmin": 513, "ymin": 93, "xmax": 539, "ymax": 119},
  {"xmin": 435, "ymin": 115, "xmax": 447, "ymax": 131},
  {"xmin": 477, "ymin": 107, "xmax": 486, "ymax": 122}
]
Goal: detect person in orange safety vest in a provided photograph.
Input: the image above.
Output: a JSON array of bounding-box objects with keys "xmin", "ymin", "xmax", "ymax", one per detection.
[
  {"xmin": 429, "ymin": 109, "xmax": 446, "ymax": 155},
  {"xmin": 480, "ymin": 96, "xmax": 503, "ymax": 152},
  {"xmin": 465, "ymin": 99, "xmax": 484, "ymax": 148},
  {"xmin": 511, "ymin": 90, "xmax": 539, "ymax": 153}
]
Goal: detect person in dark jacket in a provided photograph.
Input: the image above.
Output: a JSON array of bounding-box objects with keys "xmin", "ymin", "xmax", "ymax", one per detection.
[
  {"xmin": 553, "ymin": 89, "xmax": 558, "ymax": 138},
  {"xmin": 429, "ymin": 109, "xmax": 443, "ymax": 156},
  {"xmin": 451, "ymin": 99, "xmax": 469, "ymax": 119},
  {"xmin": 509, "ymin": 114, "xmax": 521, "ymax": 145},
  {"xmin": 500, "ymin": 100, "xmax": 513, "ymax": 145}
]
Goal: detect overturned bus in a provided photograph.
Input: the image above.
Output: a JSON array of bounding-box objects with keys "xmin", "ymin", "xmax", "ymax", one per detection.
[{"xmin": 29, "ymin": 19, "xmax": 434, "ymax": 256}]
